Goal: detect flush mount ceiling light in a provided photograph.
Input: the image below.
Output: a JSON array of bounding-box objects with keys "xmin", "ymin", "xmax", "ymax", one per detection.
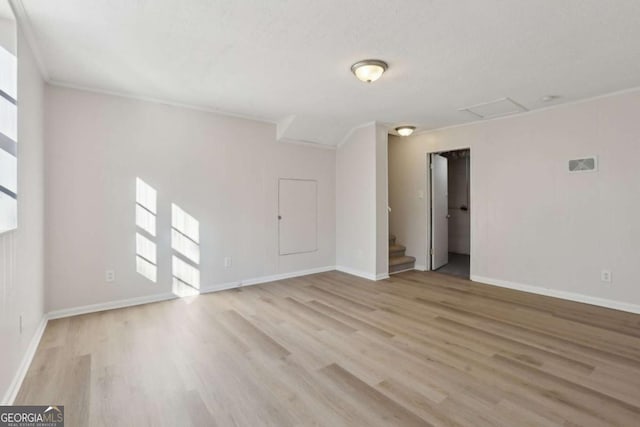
[
  {"xmin": 351, "ymin": 59, "xmax": 388, "ymax": 83},
  {"xmin": 395, "ymin": 126, "xmax": 416, "ymax": 136}
]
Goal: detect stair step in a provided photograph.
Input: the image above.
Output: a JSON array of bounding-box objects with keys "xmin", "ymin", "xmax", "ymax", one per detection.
[
  {"xmin": 389, "ymin": 255, "xmax": 415, "ymax": 267},
  {"xmin": 389, "ymin": 255, "xmax": 416, "ymax": 273},
  {"xmin": 389, "ymin": 244, "xmax": 406, "ymax": 257}
]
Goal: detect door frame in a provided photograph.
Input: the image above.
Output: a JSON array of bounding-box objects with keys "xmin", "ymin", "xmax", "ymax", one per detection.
[
  {"xmin": 278, "ymin": 178, "xmax": 319, "ymax": 256},
  {"xmin": 425, "ymin": 147, "xmax": 472, "ymax": 272}
]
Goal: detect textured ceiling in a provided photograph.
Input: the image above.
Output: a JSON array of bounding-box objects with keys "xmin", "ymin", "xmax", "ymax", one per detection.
[{"xmin": 16, "ymin": 0, "xmax": 640, "ymax": 145}]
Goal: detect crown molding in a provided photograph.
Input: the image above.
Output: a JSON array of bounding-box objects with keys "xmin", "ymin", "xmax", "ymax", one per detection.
[
  {"xmin": 278, "ymin": 138, "xmax": 336, "ymax": 150},
  {"xmin": 48, "ymin": 79, "xmax": 279, "ymax": 125},
  {"xmin": 411, "ymin": 85, "xmax": 640, "ymax": 138},
  {"xmin": 9, "ymin": 0, "xmax": 50, "ymax": 81}
]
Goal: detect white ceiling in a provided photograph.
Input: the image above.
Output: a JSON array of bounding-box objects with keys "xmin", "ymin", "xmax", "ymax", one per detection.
[
  {"xmin": 17, "ymin": 0, "xmax": 640, "ymax": 145},
  {"xmin": 0, "ymin": 1, "xmax": 14, "ymax": 20}
]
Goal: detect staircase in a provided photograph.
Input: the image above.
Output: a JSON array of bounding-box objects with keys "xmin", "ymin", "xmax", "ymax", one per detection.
[{"xmin": 389, "ymin": 235, "xmax": 416, "ymax": 274}]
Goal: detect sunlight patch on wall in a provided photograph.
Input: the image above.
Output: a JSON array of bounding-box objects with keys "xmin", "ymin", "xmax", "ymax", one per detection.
[
  {"xmin": 172, "ymin": 278, "xmax": 199, "ymax": 297},
  {"xmin": 136, "ymin": 204, "xmax": 156, "ymax": 236},
  {"xmin": 135, "ymin": 178, "xmax": 158, "ymax": 282},
  {"xmin": 172, "ymin": 204, "xmax": 199, "ymax": 243},
  {"xmin": 171, "ymin": 203, "xmax": 201, "ymax": 297},
  {"xmin": 136, "ymin": 254, "xmax": 157, "ymax": 283},
  {"xmin": 172, "ymin": 255, "xmax": 200, "ymax": 287},
  {"xmin": 136, "ymin": 233, "xmax": 156, "ymax": 264},
  {"xmin": 171, "ymin": 229, "xmax": 200, "ymax": 264},
  {"xmin": 136, "ymin": 177, "xmax": 157, "ymax": 215}
]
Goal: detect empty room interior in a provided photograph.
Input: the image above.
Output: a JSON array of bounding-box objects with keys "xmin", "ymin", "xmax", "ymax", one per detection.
[{"xmin": 2, "ymin": 0, "xmax": 640, "ymax": 425}]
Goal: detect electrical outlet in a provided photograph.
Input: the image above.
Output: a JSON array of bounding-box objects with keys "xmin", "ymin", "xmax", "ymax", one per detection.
[
  {"xmin": 601, "ymin": 270, "xmax": 612, "ymax": 283},
  {"xmin": 224, "ymin": 257, "xmax": 232, "ymax": 268},
  {"xmin": 105, "ymin": 269, "xmax": 116, "ymax": 283}
]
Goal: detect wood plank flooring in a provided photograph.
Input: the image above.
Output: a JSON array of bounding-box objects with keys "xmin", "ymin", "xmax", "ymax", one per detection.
[{"xmin": 15, "ymin": 270, "xmax": 640, "ymax": 426}]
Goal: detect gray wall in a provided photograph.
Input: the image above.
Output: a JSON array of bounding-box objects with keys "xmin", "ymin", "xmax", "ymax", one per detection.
[
  {"xmin": 0, "ymin": 23, "xmax": 45, "ymax": 403},
  {"xmin": 45, "ymin": 86, "xmax": 336, "ymax": 312},
  {"xmin": 388, "ymin": 89, "xmax": 640, "ymax": 311}
]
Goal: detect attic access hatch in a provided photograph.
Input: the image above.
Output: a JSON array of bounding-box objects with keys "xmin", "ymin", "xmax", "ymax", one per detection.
[{"xmin": 459, "ymin": 97, "xmax": 528, "ymax": 119}]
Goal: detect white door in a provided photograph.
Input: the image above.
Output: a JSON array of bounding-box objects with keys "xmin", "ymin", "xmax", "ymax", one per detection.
[
  {"xmin": 431, "ymin": 154, "xmax": 449, "ymax": 269},
  {"xmin": 279, "ymin": 179, "xmax": 317, "ymax": 255}
]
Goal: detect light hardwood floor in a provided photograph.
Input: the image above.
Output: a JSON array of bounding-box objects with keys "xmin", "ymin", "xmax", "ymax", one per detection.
[{"xmin": 16, "ymin": 270, "xmax": 640, "ymax": 426}]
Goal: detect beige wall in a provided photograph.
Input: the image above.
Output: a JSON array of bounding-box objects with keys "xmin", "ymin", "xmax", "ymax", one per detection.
[
  {"xmin": 375, "ymin": 124, "xmax": 389, "ymax": 277},
  {"xmin": 0, "ymin": 25, "xmax": 45, "ymax": 403},
  {"xmin": 336, "ymin": 124, "xmax": 376, "ymax": 277},
  {"xmin": 388, "ymin": 89, "xmax": 640, "ymax": 310},
  {"xmin": 336, "ymin": 123, "xmax": 388, "ymax": 280},
  {"xmin": 45, "ymin": 86, "xmax": 336, "ymax": 312}
]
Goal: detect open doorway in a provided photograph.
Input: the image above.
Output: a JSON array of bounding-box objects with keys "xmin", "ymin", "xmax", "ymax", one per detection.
[{"xmin": 430, "ymin": 149, "xmax": 470, "ymax": 278}]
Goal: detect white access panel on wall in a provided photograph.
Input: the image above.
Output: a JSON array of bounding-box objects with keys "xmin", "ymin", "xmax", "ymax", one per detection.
[{"xmin": 278, "ymin": 178, "xmax": 317, "ymax": 255}]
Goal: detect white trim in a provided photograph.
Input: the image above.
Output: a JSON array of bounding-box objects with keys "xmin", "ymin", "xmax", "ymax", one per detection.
[
  {"xmin": 276, "ymin": 115, "xmax": 296, "ymax": 139},
  {"xmin": 47, "ymin": 80, "xmax": 277, "ymax": 125},
  {"xmin": 337, "ymin": 121, "xmax": 377, "ymax": 148},
  {"xmin": 335, "ymin": 267, "xmax": 389, "ymax": 281},
  {"xmin": 47, "ymin": 266, "xmax": 337, "ymax": 319},
  {"xmin": 414, "ymin": 264, "xmax": 427, "ymax": 272},
  {"xmin": 412, "ymin": 86, "xmax": 640, "ymax": 137},
  {"xmin": 425, "ymin": 147, "xmax": 473, "ymax": 273},
  {"xmin": 471, "ymin": 275, "xmax": 640, "ymax": 315},
  {"xmin": 9, "ymin": 0, "xmax": 50, "ymax": 80},
  {"xmin": 200, "ymin": 281, "xmax": 242, "ymax": 294},
  {"xmin": 47, "ymin": 293, "xmax": 176, "ymax": 320},
  {"xmin": 335, "ymin": 266, "xmax": 377, "ymax": 281},
  {"xmin": 2, "ymin": 315, "xmax": 48, "ymax": 404},
  {"xmin": 1, "ymin": 265, "xmax": 347, "ymax": 404},
  {"xmin": 200, "ymin": 266, "xmax": 338, "ymax": 293},
  {"xmin": 241, "ymin": 265, "xmax": 335, "ymax": 286},
  {"xmin": 277, "ymin": 138, "xmax": 337, "ymax": 150}
]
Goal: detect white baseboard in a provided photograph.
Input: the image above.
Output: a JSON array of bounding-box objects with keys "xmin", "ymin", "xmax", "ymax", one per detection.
[
  {"xmin": 414, "ymin": 264, "xmax": 428, "ymax": 272},
  {"xmin": 48, "ymin": 266, "xmax": 338, "ymax": 319},
  {"xmin": 335, "ymin": 266, "xmax": 375, "ymax": 280},
  {"xmin": 2, "ymin": 315, "xmax": 48, "ymax": 405},
  {"xmin": 241, "ymin": 265, "xmax": 336, "ymax": 286},
  {"xmin": 199, "ymin": 265, "xmax": 336, "ymax": 293},
  {"xmin": 471, "ymin": 275, "xmax": 640, "ymax": 314},
  {"xmin": 200, "ymin": 281, "xmax": 242, "ymax": 294},
  {"xmin": 2, "ymin": 265, "xmax": 337, "ymax": 404},
  {"xmin": 335, "ymin": 266, "xmax": 388, "ymax": 281},
  {"xmin": 47, "ymin": 292, "xmax": 177, "ymax": 320}
]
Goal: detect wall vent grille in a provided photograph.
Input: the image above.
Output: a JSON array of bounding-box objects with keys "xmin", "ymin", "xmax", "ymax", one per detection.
[{"xmin": 569, "ymin": 156, "xmax": 597, "ymax": 173}]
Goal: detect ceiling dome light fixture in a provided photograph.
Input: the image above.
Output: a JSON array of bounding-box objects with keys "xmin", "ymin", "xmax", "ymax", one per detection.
[
  {"xmin": 351, "ymin": 59, "xmax": 388, "ymax": 83},
  {"xmin": 395, "ymin": 126, "xmax": 416, "ymax": 137}
]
